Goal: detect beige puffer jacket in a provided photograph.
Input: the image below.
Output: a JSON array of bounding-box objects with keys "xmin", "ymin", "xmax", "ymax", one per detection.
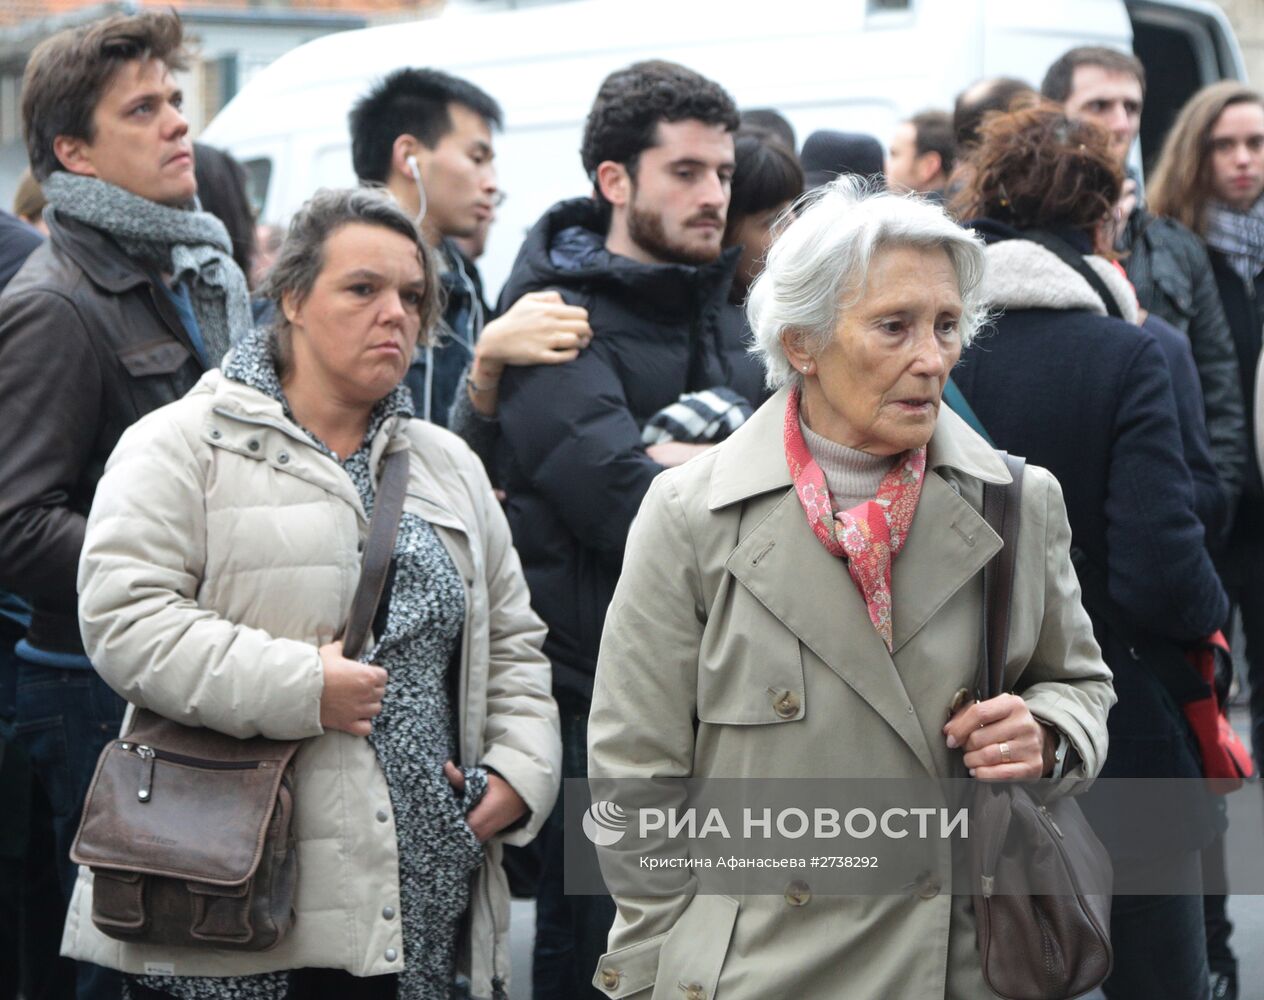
[{"xmin": 61, "ymin": 369, "xmax": 560, "ymax": 998}]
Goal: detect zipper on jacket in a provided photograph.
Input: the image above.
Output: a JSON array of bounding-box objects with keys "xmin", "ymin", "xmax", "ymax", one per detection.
[
  {"xmin": 119, "ymin": 741, "xmax": 265, "ymax": 804},
  {"xmin": 483, "ymin": 867, "xmax": 506, "ymax": 1000}
]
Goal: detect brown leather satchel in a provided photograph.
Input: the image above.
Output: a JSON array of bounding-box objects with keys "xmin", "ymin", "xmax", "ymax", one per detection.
[
  {"xmin": 971, "ymin": 454, "xmax": 1114, "ymax": 1000},
  {"xmin": 70, "ymin": 447, "xmax": 411, "ymax": 951}
]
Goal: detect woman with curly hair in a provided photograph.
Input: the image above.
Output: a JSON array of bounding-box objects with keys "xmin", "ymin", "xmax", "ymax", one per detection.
[{"xmin": 951, "ymin": 104, "xmax": 1228, "ymax": 1000}]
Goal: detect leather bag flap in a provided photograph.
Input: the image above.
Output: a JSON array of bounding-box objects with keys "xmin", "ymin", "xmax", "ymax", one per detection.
[{"xmin": 71, "ymin": 714, "xmax": 299, "ymax": 887}]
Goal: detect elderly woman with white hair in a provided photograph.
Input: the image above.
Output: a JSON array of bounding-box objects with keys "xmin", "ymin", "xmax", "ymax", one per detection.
[{"xmin": 586, "ymin": 177, "xmax": 1114, "ymax": 999}]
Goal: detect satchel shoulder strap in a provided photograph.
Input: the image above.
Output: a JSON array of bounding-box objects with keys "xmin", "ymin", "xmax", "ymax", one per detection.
[
  {"xmin": 341, "ymin": 447, "xmax": 411, "ymax": 660},
  {"xmin": 978, "ymin": 453, "xmax": 1026, "ymax": 700}
]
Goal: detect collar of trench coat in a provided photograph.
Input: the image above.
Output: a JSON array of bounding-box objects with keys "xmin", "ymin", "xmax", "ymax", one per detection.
[{"xmin": 707, "ymin": 385, "xmax": 1016, "ymax": 777}]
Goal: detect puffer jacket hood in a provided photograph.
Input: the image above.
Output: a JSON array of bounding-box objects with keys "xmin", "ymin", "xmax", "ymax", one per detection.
[{"xmin": 499, "ymin": 197, "xmax": 740, "ymax": 322}]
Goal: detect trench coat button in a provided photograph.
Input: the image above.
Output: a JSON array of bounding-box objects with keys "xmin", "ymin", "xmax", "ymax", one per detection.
[
  {"xmin": 209, "ymin": 429, "xmax": 222, "ymax": 440},
  {"xmin": 918, "ymin": 873, "xmax": 942, "ymax": 899},
  {"xmin": 948, "ymin": 687, "xmax": 972, "ymax": 719},
  {"xmin": 277, "ymin": 451, "xmax": 289, "ymax": 464},
  {"xmin": 247, "ymin": 438, "xmax": 260, "ymax": 452},
  {"xmin": 682, "ymin": 985, "xmax": 706, "ymax": 1000},
  {"xmin": 385, "ymin": 947, "xmax": 398, "ymax": 962},
  {"xmin": 773, "ymin": 690, "xmax": 800, "ymax": 719},
  {"xmin": 599, "ymin": 968, "xmax": 620, "ymax": 990},
  {"xmin": 376, "ymin": 809, "xmax": 389, "ymax": 823},
  {"xmin": 382, "ymin": 905, "xmax": 395, "ymax": 919},
  {"xmin": 784, "ymin": 879, "xmax": 811, "ymax": 906}
]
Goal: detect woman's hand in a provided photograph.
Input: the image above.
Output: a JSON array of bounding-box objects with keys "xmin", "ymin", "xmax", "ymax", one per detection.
[
  {"xmin": 942, "ymin": 693, "xmax": 1057, "ymax": 781},
  {"xmin": 444, "ymin": 760, "xmax": 527, "ymax": 842},
  {"xmin": 465, "ymin": 291, "xmax": 592, "ymax": 416},
  {"xmin": 318, "ymin": 640, "xmax": 387, "ymax": 736},
  {"xmin": 476, "ymin": 291, "xmax": 592, "ymax": 373}
]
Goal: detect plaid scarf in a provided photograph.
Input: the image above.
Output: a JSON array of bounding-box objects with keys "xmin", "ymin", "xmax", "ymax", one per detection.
[
  {"xmin": 783, "ymin": 386, "xmax": 926, "ymax": 650},
  {"xmin": 1205, "ymin": 197, "xmax": 1264, "ymax": 285},
  {"xmin": 641, "ymin": 387, "xmax": 753, "ymax": 445}
]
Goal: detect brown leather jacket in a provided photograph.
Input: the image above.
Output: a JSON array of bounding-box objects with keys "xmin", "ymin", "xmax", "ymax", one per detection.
[{"xmin": 0, "ymin": 208, "xmax": 206, "ymax": 656}]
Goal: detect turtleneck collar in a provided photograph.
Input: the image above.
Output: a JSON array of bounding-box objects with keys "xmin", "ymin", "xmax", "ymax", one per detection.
[{"xmin": 799, "ymin": 416, "xmax": 898, "ymax": 511}]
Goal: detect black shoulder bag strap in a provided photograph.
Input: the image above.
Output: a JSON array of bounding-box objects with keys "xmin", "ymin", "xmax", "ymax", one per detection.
[
  {"xmin": 1021, "ymin": 229, "xmax": 1125, "ymax": 321},
  {"xmin": 977, "ymin": 452, "xmax": 1026, "ymax": 699},
  {"xmin": 341, "ymin": 448, "xmax": 411, "ymax": 660}
]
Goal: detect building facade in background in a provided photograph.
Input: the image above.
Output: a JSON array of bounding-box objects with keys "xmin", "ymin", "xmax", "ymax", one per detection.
[{"xmin": 0, "ymin": 0, "xmax": 444, "ymax": 207}]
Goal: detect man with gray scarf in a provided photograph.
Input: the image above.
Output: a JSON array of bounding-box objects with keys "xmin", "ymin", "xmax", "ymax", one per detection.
[{"xmin": 0, "ymin": 13, "xmax": 250, "ymax": 999}]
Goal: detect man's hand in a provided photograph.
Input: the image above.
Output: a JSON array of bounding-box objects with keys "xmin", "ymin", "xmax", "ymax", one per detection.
[
  {"xmin": 444, "ymin": 761, "xmax": 527, "ymax": 842},
  {"xmin": 318, "ymin": 640, "xmax": 386, "ymax": 736},
  {"xmin": 646, "ymin": 441, "xmax": 713, "ymax": 468}
]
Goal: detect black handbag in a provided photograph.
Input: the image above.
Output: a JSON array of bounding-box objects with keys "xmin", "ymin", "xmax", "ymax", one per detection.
[{"xmin": 970, "ymin": 452, "xmax": 1114, "ymax": 1000}]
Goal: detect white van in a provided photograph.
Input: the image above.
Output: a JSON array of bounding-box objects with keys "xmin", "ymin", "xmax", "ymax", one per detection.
[{"xmin": 201, "ymin": 0, "xmax": 1246, "ymax": 298}]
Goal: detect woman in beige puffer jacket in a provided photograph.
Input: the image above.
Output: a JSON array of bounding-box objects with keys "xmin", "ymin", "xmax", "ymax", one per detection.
[{"xmin": 62, "ymin": 189, "xmax": 560, "ymax": 1000}]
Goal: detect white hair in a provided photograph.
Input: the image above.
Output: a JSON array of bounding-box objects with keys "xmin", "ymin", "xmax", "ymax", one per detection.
[{"xmin": 746, "ymin": 175, "xmax": 988, "ymax": 391}]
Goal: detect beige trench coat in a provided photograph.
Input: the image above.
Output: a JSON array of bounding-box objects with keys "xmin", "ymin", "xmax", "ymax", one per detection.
[
  {"xmin": 61, "ymin": 370, "xmax": 561, "ymax": 998},
  {"xmin": 588, "ymin": 389, "xmax": 1115, "ymax": 1000}
]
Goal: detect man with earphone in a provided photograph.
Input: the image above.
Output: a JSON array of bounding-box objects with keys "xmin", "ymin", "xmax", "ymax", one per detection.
[{"xmin": 349, "ymin": 68, "xmax": 592, "ymax": 437}]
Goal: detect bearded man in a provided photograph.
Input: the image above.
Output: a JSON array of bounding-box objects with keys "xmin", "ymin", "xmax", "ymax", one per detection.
[{"xmin": 491, "ymin": 59, "xmax": 744, "ymax": 1000}]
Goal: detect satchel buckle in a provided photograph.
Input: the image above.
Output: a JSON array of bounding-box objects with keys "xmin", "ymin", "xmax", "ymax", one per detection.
[{"xmin": 135, "ymin": 746, "xmax": 155, "ymax": 803}]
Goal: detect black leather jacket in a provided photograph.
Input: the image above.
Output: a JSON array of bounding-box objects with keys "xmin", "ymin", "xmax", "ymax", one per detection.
[
  {"xmin": 0, "ymin": 209, "xmax": 206, "ymax": 655},
  {"xmin": 1123, "ymin": 207, "xmax": 1246, "ymax": 514}
]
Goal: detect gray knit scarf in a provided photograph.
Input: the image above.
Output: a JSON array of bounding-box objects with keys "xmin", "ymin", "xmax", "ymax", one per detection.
[
  {"xmin": 42, "ymin": 172, "xmax": 252, "ymax": 364},
  {"xmin": 1205, "ymin": 197, "xmax": 1264, "ymax": 285}
]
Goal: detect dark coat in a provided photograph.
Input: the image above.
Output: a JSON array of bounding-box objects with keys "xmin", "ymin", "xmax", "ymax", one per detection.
[
  {"xmin": 1123, "ymin": 208, "xmax": 1246, "ymax": 507},
  {"xmin": 1208, "ymin": 248, "xmax": 1264, "ymax": 500},
  {"xmin": 0, "ymin": 209, "xmax": 207, "ymax": 655},
  {"xmin": 953, "ymin": 221, "xmax": 1228, "ymax": 855},
  {"xmin": 1143, "ymin": 312, "xmax": 1230, "ymax": 545},
  {"xmin": 717, "ymin": 296, "xmax": 772, "ymax": 407},
  {"xmin": 402, "ymin": 238, "xmax": 485, "ymax": 428},
  {"xmin": 0, "ymin": 211, "xmax": 42, "ymax": 293},
  {"xmin": 495, "ymin": 197, "xmax": 745, "ymax": 701}
]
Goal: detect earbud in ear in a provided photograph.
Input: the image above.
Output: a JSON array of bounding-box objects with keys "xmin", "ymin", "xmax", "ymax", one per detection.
[{"xmin": 406, "ymin": 154, "xmax": 421, "ymax": 181}]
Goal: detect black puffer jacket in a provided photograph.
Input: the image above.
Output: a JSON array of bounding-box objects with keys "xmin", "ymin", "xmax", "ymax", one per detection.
[
  {"xmin": 0, "ymin": 210, "xmax": 207, "ymax": 655},
  {"xmin": 495, "ymin": 197, "xmax": 746, "ymax": 700},
  {"xmin": 1123, "ymin": 207, "xmax": 1246, "ymax": 510}
]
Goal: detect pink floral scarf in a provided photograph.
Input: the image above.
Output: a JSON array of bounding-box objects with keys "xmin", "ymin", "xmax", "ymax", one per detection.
[{"xmin": 783, "ymin": 386, "xmax": 927, "ymax": 650}]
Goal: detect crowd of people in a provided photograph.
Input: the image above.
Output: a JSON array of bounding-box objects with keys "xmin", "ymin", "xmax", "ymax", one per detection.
[{"xmin": 0, "ymin": 8, "xmax": 1262, "ymax": 1000}]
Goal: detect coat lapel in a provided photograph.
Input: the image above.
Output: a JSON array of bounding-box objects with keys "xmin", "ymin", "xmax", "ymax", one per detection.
[
  {"xmin": 714, "ymin": 391, "xmax": 1011, "ymax": 775},
  {"xmin": 727, "ymin": 489, "xmax": 941, "ymax": 774},
  {"xmin": 889, "ymin": 470, "xmax": 1001, "ymax": 653}
]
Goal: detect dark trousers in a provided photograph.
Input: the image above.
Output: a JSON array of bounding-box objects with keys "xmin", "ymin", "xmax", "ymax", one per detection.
[
  {"xmin": 0, "ymin": 620, "xmax": 75, "ymax": 1000},
  {"xmin": 1202, "ymin": 802, "xmax": 1236, "ymax": 980},
  {"xmin": 14, "ymin": 661, "xmax": 126, "ymax": 1000},
  {"xmin": 532, "ymin": 698, "xmax": 616, "ymax": 1000},
  {"xmin": 1103, "ymin": 853, "xmax": 1210, "ymax": 1000}
]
